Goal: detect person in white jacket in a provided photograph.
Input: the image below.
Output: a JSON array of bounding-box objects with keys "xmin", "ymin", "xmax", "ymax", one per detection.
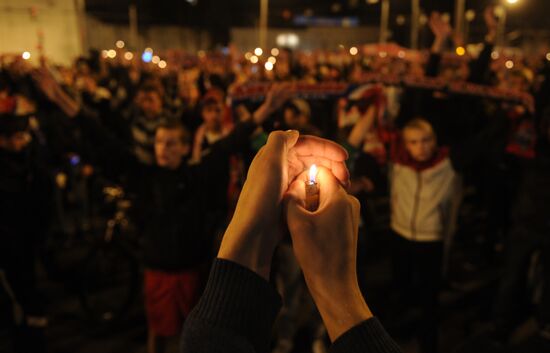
[{"xmin": 348, "ymin": 115, "xmax": 462, "ymax": 353}]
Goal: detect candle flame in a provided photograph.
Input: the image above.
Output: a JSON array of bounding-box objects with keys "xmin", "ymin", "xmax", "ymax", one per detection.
[{"xmin": 309, "ymin": 164, "xmax": 318, "ymax": 183}]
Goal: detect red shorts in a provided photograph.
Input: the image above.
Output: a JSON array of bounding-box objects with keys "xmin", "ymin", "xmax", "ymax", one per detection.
[{"xmin": 144, "ymin": 269, "xmax": 202, "ymax": 336}]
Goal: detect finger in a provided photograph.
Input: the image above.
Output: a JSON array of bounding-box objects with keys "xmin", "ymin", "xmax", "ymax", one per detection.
[
  {"xmin": 316, "ymin": 166, "xmax": 346, "ymax": 206},
  {"xmin": 292, "ymin": 156, "xmax": 350, "ymax": 188},
  {"xmin": 265, "ymin": 129, "xmax": 300, "ymax": 155},
  {"xmin": 293, "ymin": 135, "xmax": 349, "ymax": 161}
]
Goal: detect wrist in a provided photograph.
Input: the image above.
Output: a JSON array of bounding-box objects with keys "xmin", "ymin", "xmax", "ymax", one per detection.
[
  {"xmin": 217, "ymin": 224, "xmax": 276, "ymax": 280},
  {"xmin": 307, "ymin": 279, "xmax": 373, "ymax": 341}
]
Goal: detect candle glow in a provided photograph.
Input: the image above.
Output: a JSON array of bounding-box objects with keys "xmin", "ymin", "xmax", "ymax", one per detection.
[{"xmin": 309, "ymin": 164, "xmax": 318, "ymax": 184}]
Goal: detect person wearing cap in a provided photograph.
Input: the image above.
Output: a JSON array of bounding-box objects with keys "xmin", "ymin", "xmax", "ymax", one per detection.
[{"xmin": 0, "ymin": 112, "xmax": 49, "ymax": 353}]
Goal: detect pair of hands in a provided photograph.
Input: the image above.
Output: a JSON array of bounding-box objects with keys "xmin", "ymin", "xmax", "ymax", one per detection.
[{"xmin": 218, "ymin": 130, "xmax": 372, "ymax": 342}]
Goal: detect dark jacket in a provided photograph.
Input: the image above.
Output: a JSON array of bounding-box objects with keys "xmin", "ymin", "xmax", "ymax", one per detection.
[
  {"xmin": 181, "ymin": 258, "xmax": 403, "ymax": 353},
  {"xmin": 76, "ymin": 111, "xmax": 256, "ymax": 271}
]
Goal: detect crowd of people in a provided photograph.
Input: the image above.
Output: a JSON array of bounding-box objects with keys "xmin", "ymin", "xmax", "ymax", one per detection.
[{"xmin": 1, "ymin": 6, "xmax": 549, "ymax": 353}]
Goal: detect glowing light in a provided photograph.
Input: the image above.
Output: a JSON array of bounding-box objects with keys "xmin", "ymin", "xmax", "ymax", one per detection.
[
  {"xmin": 349, "ymin": 46, "xmax": 358, "ymax": 55},
  {"xmin": 107, "ymin": 49, "xmax": 117, "ymax": 59},
  {"xmin": 366, "ymin": 0, "xmax": 379, "ymax": 4},
  {"xmin": 142, "ymin": 51, "xmax": 153, "ymax": 63},
  {"xmin": 505, "ymin": 60, "xmax": 514, "ymax": 69},
  {"xmin": 102, "ymin": 50, "xmax": 108, "ymax": 58},
  {"xmin": 506, "ymin": 0, "xmax": 518, "ymax": 4},
  {"xmin": 398, "ymin": 50, "xmax": 406, "ymax": 59},
  {"xmin": 250, "ymin": 55, "xmax": 259, "ymax": 64},
  {"xmin": 254, "ymin": 48, "xmax": 263, "ymax": 56},
  {"xmin": 267, "ymin": 56, "xmax": 277, "ymax": 64},
  {"xmin": 379, "ymin": 51, "xmax": 388, "ymax": 58},
  {"xmin": 244, "ymin": 52, "xmax": 253, "ymax": 60},
  {"xmin": 396, "ymin": 15, "xmax": 406, "ymax": 26},
  {"xmin": 271, "ymin": 48, "xmax": 279, "ymax": 56},
  {"xmin": 491, "ymin": 51, "xmax": 500, "ymax": 60},
  {"xmin": 309, "ymin": 164, "xmax": 318, "ymax": 183},
  {"xmin": 158, "ymin": 60, "xmax": 167, "ymax": 69},
  {"xmin": 152, "ymin": 55, "xmax": 161, "ymax": 64},
  {"xmin": 22, "ymin": 51, "xmax": 31, "ymax": 60},
  {"xmin": 115, "ymin": 40, "xmax": 125, "ymax": 49},
  {"xmin": 198, "ymin": 50, "xmax": 206, "ymax": 58},
  {"xmin": 465, "ymin": 10, "xmax": 476, "ymax": 22},
  {"xmin": 124, "ymin": 52, "xmax": 134, "ymax": 60},
  {"xmin": 144, "ymin": 47, "xmax": 153, "ymax": 53},
  {"xmin": 456, "ymin": 46, "xmax": 466, "ymax": 56},
  {"xmin": 546, "ymin": 53, "xmax": 550, "ymax": 62},
  {"xmin": 264, "ymin": 61, "xmax": 274, "ymax": 71}
]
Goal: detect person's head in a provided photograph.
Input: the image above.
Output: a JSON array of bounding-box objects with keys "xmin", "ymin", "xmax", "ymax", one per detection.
[
  {"xmin": 0, "ymin": 114, "xmax": 31, "ymax": 153},
  {"xmin": 135, "ymin": 83, "xmax": 163, "ymax": 119},
  {"xmin": 200, "ymin": 92, "xmax": 224, "ymax": 132},
  {"xmin": 402, "ymin": 118, "xmax": 437, "ymax": 162},
  {"xmin": 154, "ymin": 120, "xmax": 191, "ymax": 169},
  {"xmin": 284, "ymin": 99, "xmax": 311, "ymax": 131}
]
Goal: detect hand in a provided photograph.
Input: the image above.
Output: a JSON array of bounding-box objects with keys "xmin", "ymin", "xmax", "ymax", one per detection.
[
  {"xmin": 218, "ymin": 132, "xmax": 349, "ymax": 280},
  {"xmin": 31, "ymin": 67, "xmax": 62, "ymax": 102},
  {"xmin": 285, "ymin": 167, "xmax": 372, "ymax": 341},
  {"xmin": 428, "ymin": 12, "xmax": 452, "ymax": 39},
  {"xmin": 253, "ymin": 83, "xmax": 294, "ymax": 125}
]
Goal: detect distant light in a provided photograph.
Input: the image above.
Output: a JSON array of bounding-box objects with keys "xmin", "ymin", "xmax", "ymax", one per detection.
[
  {"xmin": 271, "ymin": 48, "xmax": 280, "ymax": 56},
  {"xmin": 465, "ymin": 10, "xmax": 476, "ymax": 22},
  {"xmin": 268, "ymin": 56, "xmax": 277, "ymax": 64},
  {"xmin": 505, "ymin": 60, "xmax": 514, "ymax": 69},
  {"xmin": 158, "ymin": 60, "xmax": 167, "ymax": 69},
  {"xmin": 338, "ymin": 44, "xmax": 345, "ymax": 50},
  {"xmin": 398, "ymin": 50, "xmax": 406, "ymax": 59},
  {"xmin": 349, "ymin": 47, "xmax": 358, "ymax": 56},
  {"xmin": 366, "ymin": 0, "xmax": 379, "ymax": 4},
  {"xmin": 254, "ymin": 48, "xmax": 263, "ymax": 56},
  {"xmin": 546, "ymin": 53, "xmax": 550, "ymax": 62},
  {"xmin": 264, "ymin": 61, "xmax": 274, "ymax": 71},
  {"xmin": 142, "ymin": 51, "xmax": 153, "ymax": 63},
  {"xmin": 107, "ymin": 49, "xmax": 117, "ymax": 59},
  {"xmin": 396, "ymin": 15, "xmax": 406, "ymax": 26},
  {"xmin": 250, "ymin": 55, "xmax": 259, "ymax": 64},
  {"xmin": 198, "ymin": 50, "xmax": 206, "ymax": 58},
  {"xmin": 276, "ymin": 33, "xmax": 300, "ymax": 48},
  {"xmin": 115, "ymin": 40, "xmax": 125, "ymax": 49},
  {"xmin": 506, "ymin": 0, "xmax": 519, "ymax": 4},
  {"xmin": 152, "ymin": 55, "xmax": 161, "ymax": 64},
  {"xmin": 244, "ymin": 52, "xmax": 253, "ymax": 60},
  {"xmin": 419, "ymin": 14, "xmax": 428, "ymax": 25},
  {"xmin": 441, "ymin": 13, "xmax": 451, "ymax": 23},
  {"xmin": 379, "ymin": 51, "xmax": 388, "ymax": 58},
  {"xmin": 102, "ymin": 50, "xmax": 108, "ymax": 58},
  {"xmin": 124, "ymin": 52, "xmax": 134, "ymax": 60},
  {"xmin": 144, "ymin": 47, "xmax": 153, "ymax": 54},
  {"xmin": 456, "ymin": 46, "xmax": 466, "ymax": 56},
  {"xmin": 491, "ymin": 51, "xmax": 500, "ymax": 60},
  {"xmin": 22, "ymin": 51, "xmax": 31, "ymax": 60}
]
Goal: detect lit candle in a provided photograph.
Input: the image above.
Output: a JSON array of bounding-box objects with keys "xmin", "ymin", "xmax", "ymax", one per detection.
[{"xmin": 305, "ymin": 164, "xmax": 320, "ymax": 211}]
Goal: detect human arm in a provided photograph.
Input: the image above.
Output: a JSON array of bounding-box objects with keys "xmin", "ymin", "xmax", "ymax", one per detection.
[
  {"xmin": 285, "ymin": 168, "xmax": 402, "ymax": 352},
  {"xmin": 468, "ymin": 6, "xmax": 497, "ymax": 84},
  {"xmin": 181, "ymin": 132, "xmax": 350, "ymax": 352}
]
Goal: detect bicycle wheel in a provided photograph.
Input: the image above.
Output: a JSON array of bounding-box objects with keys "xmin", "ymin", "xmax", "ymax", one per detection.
[{"xmin": 77, "ymin": 240, "xmax": 140, "ymax": 324}]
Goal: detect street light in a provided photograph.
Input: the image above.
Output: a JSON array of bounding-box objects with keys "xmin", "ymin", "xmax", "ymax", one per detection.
[{"xmin": 506, "ymin": 0, "xmax": 519, "ymax": 4}]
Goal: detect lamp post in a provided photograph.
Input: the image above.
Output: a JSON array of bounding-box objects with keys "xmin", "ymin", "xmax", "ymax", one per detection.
[
  {"xmin": 259, "ymin": 0, "xmax": 269, "ymax": 50},
  {"xmin": 411, "ymin": 0, "xmax": 420, "ymax": 49}
]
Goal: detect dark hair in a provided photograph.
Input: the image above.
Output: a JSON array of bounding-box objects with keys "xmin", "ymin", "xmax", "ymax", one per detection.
[
  {"xmin": 138, "ymin": 82, "xmax": 164, "ymax": 98},
  {"xmin": 0, "ymin": 113, "xmax": 29, "ymax": 136},
  {"xmin": 156, "ymin": 120, "xmax": 191, "ymax": 145}
]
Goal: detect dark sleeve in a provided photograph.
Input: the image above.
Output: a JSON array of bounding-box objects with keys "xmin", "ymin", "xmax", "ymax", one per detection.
[
  {"xmin": 192, "ymin": 120, "xmax": 257, "ymax": 182},
  {"xmin": 330, "ymin": 318, "xmax": 403, "ymax": 353},
  {"xmin": 74, "ymin": 108, "xmax": 141, "ymax": 176},
  {"xmin": 180, "ymin": 258, "xmax": 282, "ymax": 353},
  {"xmin": 468, "ymin": 42, "xmax": 494, "ymax": 84},
  {"xmin": 426, "ymin": 53, "xmax": 442, "ymax": 78}
]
